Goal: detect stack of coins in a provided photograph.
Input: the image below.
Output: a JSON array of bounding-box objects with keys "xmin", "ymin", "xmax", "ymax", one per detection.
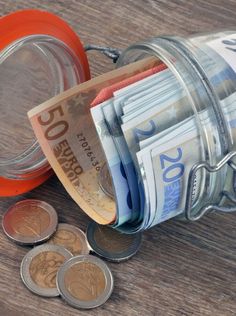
[{"xmin": 2, "ymin": 199, "xmax": 142, "ymax": 309}]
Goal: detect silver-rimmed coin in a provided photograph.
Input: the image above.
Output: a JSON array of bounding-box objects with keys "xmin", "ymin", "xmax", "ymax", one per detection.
[
  {"xmin": 98, "ymin": 163, "xmax": 114, "ymax": 199},
  {"xmin": 2, "ymin": 199, "xmax": 58, "ymax": 245},
  {"xmin": 57, "ymin": 255, "xmax": 113, "ymax": 309},
  {"xmin": 86, "ymin": 222, "xmax": 142, "ymax": 262},
  {"xmin": 47, "ymin": 223, "xmax": 89, "ymax": 256},
  {"xmin": 20, "ymin": 244, "xmax": 73, "ymax": 297}
]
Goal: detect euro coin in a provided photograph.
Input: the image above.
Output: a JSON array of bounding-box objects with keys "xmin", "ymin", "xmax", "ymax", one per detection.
[
  {"xmin": 98, "ymin": 163, "xmax": 114, "ymax": 199},
  {"xmin": 20, "ymin": 244, "xmax": 73, "ymax": 297},
  {"xmin": 2, "ymin": 199, "xmax": 58, "ymax": 245},
  {"xmin": 57, "ymin": 255, "xmax": 113, "ymax": 309},
  {"xmin": 47, "ymin": 223, "xmax": 89, "ymax": 256},
  {"xmin": 86, "ymin": 221, "xmax": 142, "ymax": 262}
]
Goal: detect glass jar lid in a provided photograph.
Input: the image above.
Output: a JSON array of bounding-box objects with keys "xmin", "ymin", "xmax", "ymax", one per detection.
[{"xmin": 0, "ymin": 10, "xmax": 90, "ymax": 196}]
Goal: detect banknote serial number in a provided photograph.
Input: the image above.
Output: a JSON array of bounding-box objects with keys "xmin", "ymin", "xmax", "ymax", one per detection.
[{"xmin": 77, "ymin": 133, "xmax": 101, "ymax": 171}]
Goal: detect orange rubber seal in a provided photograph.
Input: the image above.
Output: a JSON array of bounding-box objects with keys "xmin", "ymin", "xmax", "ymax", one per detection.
[
  {"xmin": 0, "ymin": 170, "xmax": 54, "ymax": 197},
  {"xmin": 0, "ymin": 10, "xmax": 90, "ymax": 196}
]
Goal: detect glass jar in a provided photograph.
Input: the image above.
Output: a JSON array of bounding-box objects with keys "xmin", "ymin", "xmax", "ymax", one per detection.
[
  {"xmin": 2, "ymin": 10, "xmax": 236, "ymax": 225},
  {"xmin": 116, "ymin": 31, "xmax": 236, "ymax": 222},
  {"xmin": 0, "ymin": 10, "xmax": 90, "ymax": 196}
]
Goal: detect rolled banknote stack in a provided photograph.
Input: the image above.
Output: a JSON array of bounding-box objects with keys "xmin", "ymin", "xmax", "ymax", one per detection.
[{"xmin": 28, "ymin": 57, "xmax": 236, "ymax": 233}]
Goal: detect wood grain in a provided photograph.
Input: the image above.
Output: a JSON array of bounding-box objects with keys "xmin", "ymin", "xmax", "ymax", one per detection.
[{"xmin": 1, "ymin": 1, "xmax": 236, "ymax": 315}]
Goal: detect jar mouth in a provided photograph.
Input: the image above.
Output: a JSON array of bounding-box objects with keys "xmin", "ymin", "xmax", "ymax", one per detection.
[{"xmin": 0, "ymin": 35, "xmax": 85, "ymax": 179}]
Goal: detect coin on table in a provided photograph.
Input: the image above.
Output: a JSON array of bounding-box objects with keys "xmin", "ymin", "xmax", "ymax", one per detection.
[
  {"xmin": 57, "ymin": 255, "xmax": 113, "ymax": 309},
  {"xmin": 86, "ymin": 221, "xmax": 142, "ymax": 262},
  {"xmin": 98, "ymin": 163, "xmax": 114, "ymax": 199},
  {"xmin": 20, "ymin": 244, "xmax": 73, "ymax": 297},
  {"xmin": 47, "ymin": 223, "xmax": 89, "ymax": 256},
  {"xmin": 2, "ymin": 199, "xmax": 58, "ymax": 245}
]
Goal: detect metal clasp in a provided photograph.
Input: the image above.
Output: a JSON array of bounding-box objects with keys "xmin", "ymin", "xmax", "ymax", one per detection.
[
  {"xmin": 84, "ymin": 44, "xmax": 121, "ymax": 63},
  {"xmin": 185, "ymin": 151, "xmax": 236, "ymax": 221}
]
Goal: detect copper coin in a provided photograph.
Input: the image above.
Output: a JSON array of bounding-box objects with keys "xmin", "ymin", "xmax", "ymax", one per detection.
[
  {"xmin": 47, "ymin": 223, "xmax": 89, "ymax": 256},
  {"xmin": 98, "ymin": 163, "xmax": 114, "ymax": 199},
  {"xmin": 20, "ymin": 244, "xmax": 73, "ymax": 297},
  {"xmin": 57, "ymin": 255, "xmax": 113, "ymax": 309},
  {"xmin": 2, "ymin": 199, "xmax": 58, "ymax": 245},
  {"xmin": 86, "ymin": 222, "xmax": 142, "ymax": 262}
]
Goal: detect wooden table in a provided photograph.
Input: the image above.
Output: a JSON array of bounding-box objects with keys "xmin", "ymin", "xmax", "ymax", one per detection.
[{"xmin": 0, "ymin": 1, "xmax": 236, "ymax": 315}]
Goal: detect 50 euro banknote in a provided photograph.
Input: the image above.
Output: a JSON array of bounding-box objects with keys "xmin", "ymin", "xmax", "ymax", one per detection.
[{"xmin": 28, "ymin": 57, "xmax": 160, "ymax": 225}]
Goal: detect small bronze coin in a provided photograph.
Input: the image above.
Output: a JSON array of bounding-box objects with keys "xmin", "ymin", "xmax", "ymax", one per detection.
[
  {"xmin": 86, "ymin": 221, "xmax": 142, "ymax": 262},
  {"xmin": 21, "ymin": 244, "xmax": 73, "ymax": 297},
  {"xmin": 2, "ymin": 199, "xmax": 58, "ymax": 245},
  {"xmin": 98, "ymin": 163, "xmax": 114, "ymax": 199},
  {"xmin": 2, "ymin": 200, "xmax": 58, "ymax": 245},
  {"xmin": 47, "ymin": 223, "xmax": 89, "ymax": 256},
  {"xmin": 57, "ymin": 255, "xmax": 113, "ymax": 309}
]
